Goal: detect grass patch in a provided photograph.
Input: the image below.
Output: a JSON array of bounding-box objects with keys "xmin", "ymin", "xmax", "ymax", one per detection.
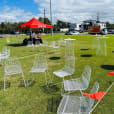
[{"xmin": 0, "ymin": 34, "xmax": 114, "ymax": 114}]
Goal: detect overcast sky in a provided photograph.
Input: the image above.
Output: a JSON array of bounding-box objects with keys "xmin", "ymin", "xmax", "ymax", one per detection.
[{"xmin": 0, "ymin": 0, "xmax": 114, "ymax": 24}]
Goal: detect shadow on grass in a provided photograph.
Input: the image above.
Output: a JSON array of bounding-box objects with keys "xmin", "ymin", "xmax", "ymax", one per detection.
[
  {"xmin": 18, "ymin": 80, "xmax": 35, "ymax": 87},
  {"xmin": 7, "ymin": 43, "xmax": 24, "ymax": 47},
  {"xmin": 80, "ymin": 54, "xmax": 93, "ymax": 57},
  {"xmin": 80, "ymin": 48, "xmax": 89, "ymax": 50},
  {"xmin": 0, "ymin": 81, "xmax": 10, "ymax": 90},
  {"xmin": 108, "ymin": 81, "xmax": 113, "ymax": 85},
  {"xmin": 49, "ymin": 57, "xmax": 61, "ymax": 60},
  {"xmin": 41, "ymin": 83, "xmax": 59, "ymax": 94},
  {"xmin": 112, "ymin": 51, "xmax": 114, "ymax": 53},
  {"xmin": 101, "ymin": 65, "xmax": 114, "ymax": 70},
  {"xmin": 47, "ymin": 96, "xmax": 62, "ymax": 113}
]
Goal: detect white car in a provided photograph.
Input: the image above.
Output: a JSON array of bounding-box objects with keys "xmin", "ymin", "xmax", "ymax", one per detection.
[{"xmin": 70, "ymin": 31, "xmax": 79, "ymax": 35}]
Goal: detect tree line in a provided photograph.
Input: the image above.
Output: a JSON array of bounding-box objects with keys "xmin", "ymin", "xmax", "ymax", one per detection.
[
  {"xmin": 0, "ymin": 17, "xmax": 70, "ymax": 34},
  {"xmin": 0, "ymin": 17, "xmax": 114, "ymax": 34}
]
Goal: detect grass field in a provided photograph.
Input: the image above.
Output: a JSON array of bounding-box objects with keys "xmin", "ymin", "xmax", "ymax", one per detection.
[{"xmin": 0, "ymin": 34, "xmax": 114, "ymax": 114}]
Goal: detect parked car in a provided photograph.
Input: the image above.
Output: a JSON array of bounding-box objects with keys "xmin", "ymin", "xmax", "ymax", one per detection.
[
  {"xmin": 70, "ymin": 31, "xmax": 79, "ymax": 35},
  {"xmin": 112, "ymin": 30, "xmax": 114, "ymax": 34},
  {"xmin": 107, "ymin": 29, "xmax": 114, "ymax": 34},
  {"xmin": 13, "ymin": 31, "xmax": 19, "ymax": 34},
  {"xmin": 65, "ymin": 31, "xmax": 72, "ymax": 35},
  {"xmin": 65, "ymin": 31, "xmax": 79, "ymax": 35}
]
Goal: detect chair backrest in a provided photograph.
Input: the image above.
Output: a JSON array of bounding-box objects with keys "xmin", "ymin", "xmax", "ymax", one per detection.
[
  {"xmin": 81, "ymin": 65, "xmax": 91, "ymax": 88},
  {"xmin": 52, "ymin": 41, "xmax": 55, "ymax": 47},
  {"xmin": 64, "ymin": 56, "xmax": 75, "ymax": 74},
  {"xmin": 2, "ymin": 46, "xmax": 10, "ymax": 57},
  {"xmin": 5, "ymin": 57, "xmax": 22, "ymax": 75},
  {"xmin": 27, "ymin": 41, "xmax": 33, "ymax": 46},
  {"xmin": 2, "ymin": 46, "xmax": 7, "ymax": 52},
  {"xmin": 33, "ymin": 55, "xmax": 47, "ymax": 69},
  {"xmin": 87, "ymin": 82, "xmax": 99, "ymax": 112},
  {"xmin": 35, "ymin": 40, "xmax": 40, "ymax": 46},
  {"xmin": 53, "ymin": 41, "xmax": 60, "ymax": 48},
  {"xmin": 65, "ymin": 39, "xmax": 75, "ymax": 57}
]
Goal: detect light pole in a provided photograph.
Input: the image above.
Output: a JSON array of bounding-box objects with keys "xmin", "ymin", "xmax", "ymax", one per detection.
[{"xmin": 50, "ymin": 0, "xmax": 53, "ymax": 36}]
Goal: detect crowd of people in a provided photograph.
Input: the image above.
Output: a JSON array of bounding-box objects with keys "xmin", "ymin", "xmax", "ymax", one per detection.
[{"xmin": 30, "ymin": 31, "xmax": 43, "ymax": 44}]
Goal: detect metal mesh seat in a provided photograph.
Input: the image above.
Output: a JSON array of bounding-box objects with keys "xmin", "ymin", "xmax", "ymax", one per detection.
[
  {"xmin": 4, "ymin": 57, "xmax": 26, "ymax": 90},
  {"xmin": 29, "ymin": 54, "xmax": 48, "ymax": 85},
  {"xmin": 0, "ymin": 46, "xmax": 10, "ymax": 59},
  {"xmin": 30, "ymin": 55, "xmax": 47, "ymax": 73},
  {"xmin": 53, "ymin": 56, "xmax": 75, "ymax": 78},
  {"xmin": 57, "ymin": 82, "xmax": 99, "ymax": 114},
  {"xmin": 63, "ymin": 65, "xmax": 91, "ymax": 91}
]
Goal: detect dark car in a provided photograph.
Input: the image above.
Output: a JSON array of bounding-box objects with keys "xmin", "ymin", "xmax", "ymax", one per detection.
[
  {"xmin": 111, "ymin": 30, "xmax": 114, "ymax": 34},
  {"xmin": 65, "ymin": 31, "xmax": 72, "ymax": 35}
]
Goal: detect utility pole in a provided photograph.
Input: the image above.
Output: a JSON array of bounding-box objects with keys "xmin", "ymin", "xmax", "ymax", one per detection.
[
  {"xmin": 97, "ymin": 12, "xmax": 100, "ymax": 22},
  {"xmin": 43, "ymin": 8, "xmax": 46, "ymax": 33},
  {"xmin": 44, "ymin": 8, "xmax": 46, "ymax": 23},
  {"xmin": 50, "ymin": 0, "xmax": 53, "ymax": 36}
]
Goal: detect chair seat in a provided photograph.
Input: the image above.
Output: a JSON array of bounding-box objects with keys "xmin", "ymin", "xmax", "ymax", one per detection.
[
  {"xmin": 64, "ymin": 79, "xmax": 86, "ymax": 91},
  {"xmin": 5, "ymin": 66, "xmax": 22, "ymax": 76},
  {"xmin": 30, "ymin": 68, "xmax": 46, "ymax": 73},
  {"xmin": 57, "ymin": 95, "xmax": 80, "ymax": 114},
  {"xmin": 53, "ymin": 46, "xmax": 60, "ymax": 48},
  {"xmin": 53, "ymin": 70, "xmax": 72, "ymax": 78},
  {"xmin": 57, "ymin": 95, "xmax": 90, "ymax": 114}
]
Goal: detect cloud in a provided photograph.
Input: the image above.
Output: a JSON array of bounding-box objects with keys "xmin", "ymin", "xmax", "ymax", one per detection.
[
  {"xmin": 0, "ymin": 6, "xmax": 36, "ymax": 23},
  {"xmin": 34, "ymin": 0, "xmax": 114, "ymax": 24}
]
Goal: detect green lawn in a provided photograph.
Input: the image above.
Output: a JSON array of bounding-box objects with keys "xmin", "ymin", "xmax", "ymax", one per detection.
[{"xmin": 0, "ymin": 34, "xmax": 114, "ymax": 114}]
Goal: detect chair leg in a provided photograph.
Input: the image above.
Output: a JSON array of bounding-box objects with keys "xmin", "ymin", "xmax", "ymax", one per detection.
[
  {"xmin": 21, "ymin": 72, "xmax": 26, "ymax": 87},
  {"xmin": 4, "ymin": 76, "xmax": 6, "ymax": 91},
  {"xmin": 44, "ymin": 71, "xmax": 48, "ymax": 87}
]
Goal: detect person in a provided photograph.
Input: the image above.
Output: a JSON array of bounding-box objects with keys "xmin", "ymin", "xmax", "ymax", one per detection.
[
  {"xmin": 31, "ymin": 31, "xmax": 35, "ymax": 44},
  {"xmin": 36, "ymin": 32, "xmax": 43, "ymax": 44},
  {"xmin": 31, "ymin": 31, "xmax": 35, "ymax": 39}
]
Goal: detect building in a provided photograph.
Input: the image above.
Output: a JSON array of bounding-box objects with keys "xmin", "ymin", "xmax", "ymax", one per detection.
[
  {"xmin": 60, "ymin": 28, "xmax": 69, "ymax": 32},
  {"xmin": 81, "ymin": 20, "xmax": 106, "ymax": 32},
  {"xmin": 69, "ymin": 23, "xmax": 81, "ymax": 31}
]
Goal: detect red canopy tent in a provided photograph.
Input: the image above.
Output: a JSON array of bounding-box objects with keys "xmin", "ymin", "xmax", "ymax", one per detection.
[{"xmin": 18, "ymin": 17, "xmax": 53, "ymax": 29}]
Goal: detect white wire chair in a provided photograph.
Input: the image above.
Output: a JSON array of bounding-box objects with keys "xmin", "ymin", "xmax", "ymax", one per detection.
[
  {"xmin": 57, "ymin": 82, "xmax": 99, "ymax": 114},
  {"xmin": 59, "ymin": 37, "xmax": 65, "ymax": 46},
  {"xmin": 6, "ymin": 37, "xmax": 10, "ymax": 43},
  {"xmin": 63, "ymin": 65, "xmax": 91, "ymax": 95},
  {"xmin": 4, "ymin": 57, "xmax": 26, "ymax": 90},
  {"xmin": 53, "ymin": 56, "xmax": 75, "ymax": 78},
  {"xmin": 52, "ymin": 56, "xmax": 75, "ymax": 86},
  {"xmin": 0, "ymin": 46, "xmax": 10, "ymax": 59},
  {"xmin": 27, "ymin": 40, "xmax": 34, "ymax": 47},
  {"xmin": 92, "ymin": 37, "xmax": 97, "ymax": 49},
  {"xmin": 64, "ymin": 38, "xmax": 75, "ymax": 57},
  {"xmin": 96, "ymin": 37, "xmax": 107, "ymax": 56},
  {"xmin": 34, "ymin": 40, "xmax": 40, "ymax": 47},
  {"xmin": 29, "ymin": 54, "xmax": 48, "ymax": 86},
  {"xmin": 49, "ymin": 41, "xmax": 60, "ymax": 48}
]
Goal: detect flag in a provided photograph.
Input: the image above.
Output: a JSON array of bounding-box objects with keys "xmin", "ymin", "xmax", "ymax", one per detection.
[
  {"xmin": 82, "ymin": 91, "xmax": 106, "ymax": 100},
  {"xmin": 107, "ymin": 72, "xmax": 114, "ymax": 76}
]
